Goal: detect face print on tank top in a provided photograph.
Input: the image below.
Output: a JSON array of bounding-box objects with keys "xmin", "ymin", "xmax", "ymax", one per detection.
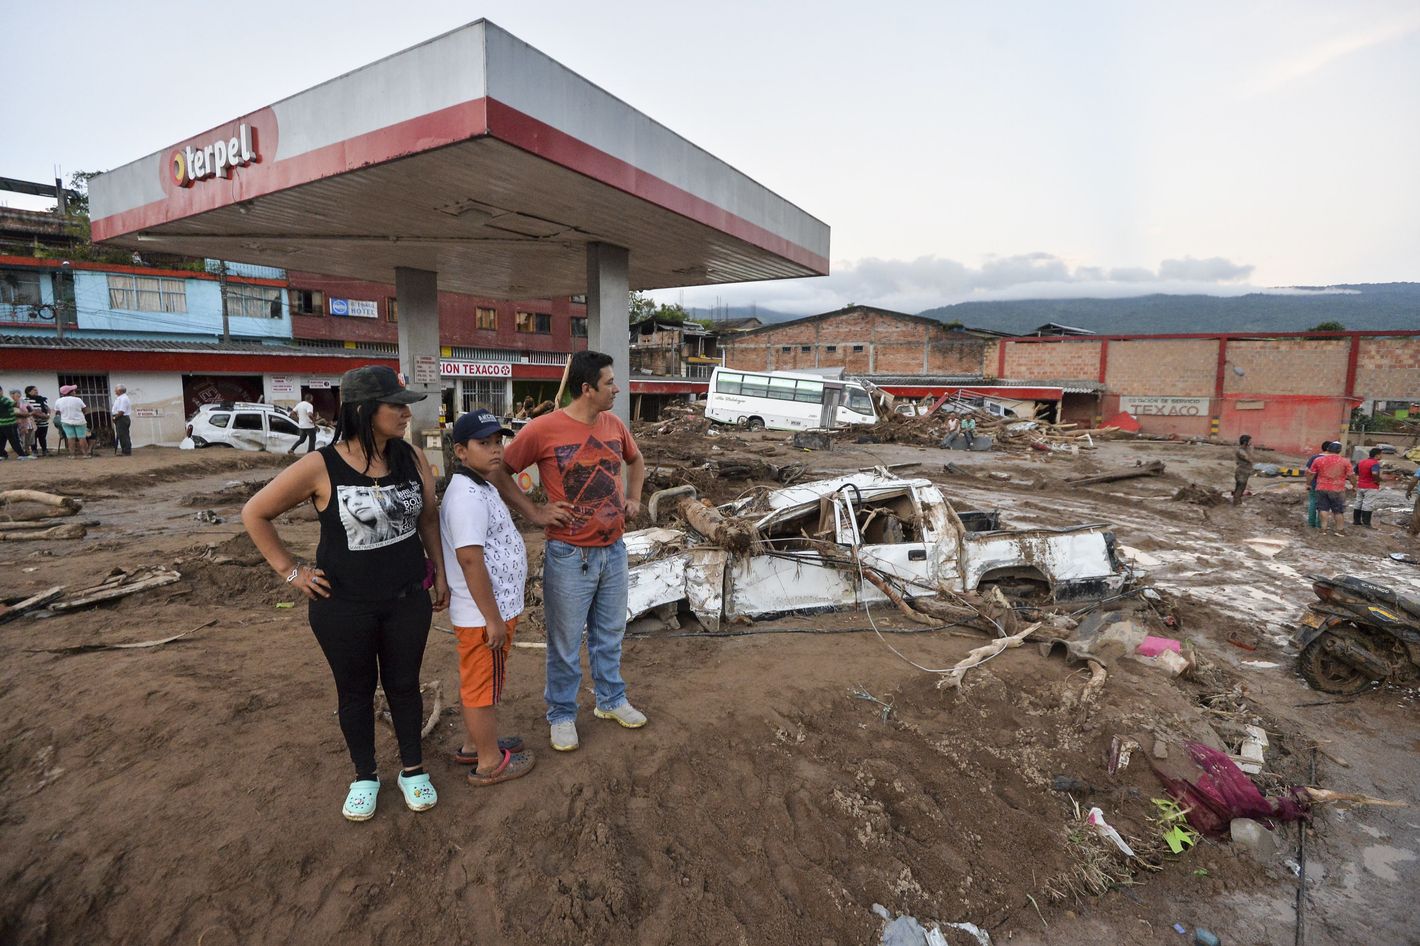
[{"xmin": 335, "ymin": 481, "xmax": 422, "ymax": 550}]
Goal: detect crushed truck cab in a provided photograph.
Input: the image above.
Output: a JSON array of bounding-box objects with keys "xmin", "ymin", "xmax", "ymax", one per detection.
[{"xmin": 625, "ymin": 472, "xmax": 1129, "ymax": 632}]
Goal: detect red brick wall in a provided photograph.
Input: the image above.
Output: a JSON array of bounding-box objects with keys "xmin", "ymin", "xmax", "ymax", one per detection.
[
  {"xmin": 1355, "ymin": 337, "xmax": 1420, "ymax": 399},
  {"xmin": 1222, "ymin": 338, "xmax": 1348, "ymax": 395},
  {"xmin": 286, "ymin": 271, "xmax": 584, "ymax": 351},
  {"xmin": 1001, "ymin": 340, "xmax": 1103, "ymax": 380},
  {"xmin": 721, "ymin": 309, "xmax": 989, "ymax": 376},
  {"xmin": 1105, "ymin": 338, "xmax": 1218, "ymax": 396}
]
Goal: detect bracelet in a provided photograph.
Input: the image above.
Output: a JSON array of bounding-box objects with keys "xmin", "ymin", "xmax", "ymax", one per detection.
[{"xmin": 285, "ymin": 565, "xmax": 302, "ymax": 583}]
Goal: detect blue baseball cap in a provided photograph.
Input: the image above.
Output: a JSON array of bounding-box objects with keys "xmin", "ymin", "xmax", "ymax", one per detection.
[{"xmin": 452, "ymin": 409, "xmax": 514, "ymax": 443}]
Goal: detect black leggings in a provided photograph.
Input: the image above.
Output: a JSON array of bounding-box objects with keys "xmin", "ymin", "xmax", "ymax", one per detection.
[
  {"xmin": 34, "ymin": 424, "xmax": 49, "ymax": 454},
  {"xmin": 309, "ymin": 591, "xmax": 433, "ymax": 779}
]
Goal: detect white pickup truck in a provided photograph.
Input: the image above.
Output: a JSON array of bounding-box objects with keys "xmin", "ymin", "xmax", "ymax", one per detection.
[{"xmin": 625, "ymin": 472, "xmax": 1128, "ymax": 632}]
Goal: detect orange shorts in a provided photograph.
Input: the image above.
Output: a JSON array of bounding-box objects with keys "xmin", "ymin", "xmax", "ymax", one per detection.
[{"xmin": 454, "ymin": 617, "xmax": 518, "ymax": 708}]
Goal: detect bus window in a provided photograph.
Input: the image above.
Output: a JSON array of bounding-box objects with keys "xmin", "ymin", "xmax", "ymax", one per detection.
[
  {"xmin": 716, "ymin": 372, "xmax": 743, "ymax": 394},
  {"xmin": 846, "ymin": 388, "xmax": 874, "ymax": 415},
  {"xmin": 741, "ymin": 376, "xmax": 770, "ymax": 398},
  {"xmin": 794, "ymin": 380, "xmax": 823, "ymax": 403},
  {"xmin": 768, "ymin": 376, "xmax": 797, "ymax": 400}
]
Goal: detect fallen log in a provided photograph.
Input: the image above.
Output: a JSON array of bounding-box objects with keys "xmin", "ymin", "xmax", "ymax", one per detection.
[
  {"xmin": 0, "ymin": 518, "xmax": 98, "ymax": 532},
  {"xmin": 51, "ymin": 568, "xmax": 181, "ymax": 611},
  {"xmin": 677, "ymin": 498, "xmax": 756, "ymax": 553},
  {"xmin": 0, "ymin": 586, "xmax": 65, "ymax": 624},
  {"xmin": 0, "ymin": 490, "xmax": 82, "ymax": 511},
  {"xmin": 0, "ymin": 522, "xmax": 86, "ymax": 541},
  {"xmin": 1066, "ymin": 460, "xmax": 1166, "ymax": 487}
]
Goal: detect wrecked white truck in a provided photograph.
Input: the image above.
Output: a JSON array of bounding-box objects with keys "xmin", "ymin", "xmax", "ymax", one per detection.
[{"xmin": 625, "ymin": 472, "xmax": 1129, "ymax": 632}]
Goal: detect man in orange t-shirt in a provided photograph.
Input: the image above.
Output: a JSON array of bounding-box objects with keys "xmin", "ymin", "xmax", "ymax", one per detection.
[
  {"xmin": 1307, "ymin": 441, "xmax": 1355, "ymax": 535},
  {"xmin": 494, "ymin": 351, "xmax": 647, "ymax": 753}
]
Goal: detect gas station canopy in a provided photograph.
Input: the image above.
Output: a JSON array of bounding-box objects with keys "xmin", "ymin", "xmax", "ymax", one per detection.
[{"xmin": 89, "ymin": 20, "xmax": 830, "ymax": 298}]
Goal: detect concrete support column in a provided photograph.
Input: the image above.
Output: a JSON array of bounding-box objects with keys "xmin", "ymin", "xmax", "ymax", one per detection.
[
  {"xmin": 394, "ymin": 266, "xmax": 442, "ymax": 442},
  {"xmin": 587, "ymin": 242, "xmax": 631, "ymax": 422}
]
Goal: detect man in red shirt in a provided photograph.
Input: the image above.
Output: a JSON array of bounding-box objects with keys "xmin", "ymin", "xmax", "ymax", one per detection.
[
  {"xmin": 493, "ymin": 350, "xmax": 648, "ymax": 753},
  {"xmin": 1307, "ymin": 441, "xmax": 1355, "ymax": 535},
  {"xmin": 1353, "ymin": 447, "xmax": 1383, "ymax": 528}
]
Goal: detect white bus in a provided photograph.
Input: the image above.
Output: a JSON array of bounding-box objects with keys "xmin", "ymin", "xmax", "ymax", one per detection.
[{"xmin": 706, "ymin": 367, "xmax": 877, "ymax": 431}]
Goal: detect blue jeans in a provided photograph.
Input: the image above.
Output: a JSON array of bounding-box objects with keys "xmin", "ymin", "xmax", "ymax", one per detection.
[{"xmin": 542, "ymin": 538, "xmax": 628, "ymax": 724}]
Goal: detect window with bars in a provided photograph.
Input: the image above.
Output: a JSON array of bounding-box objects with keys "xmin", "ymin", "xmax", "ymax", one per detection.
[
  {"xmin": 108, "ymin": 274, "xmax": 187, "ymax": 313},
  {"xmin": 386, "ymin": 298, "xmax": 398, "ymax": 322},
  {"xmin": 461, "ymin": 379, "xmax": 509, "ymax": 416},
  {"xmin": 476, "ymin": 307, "xmax": 497, "ymax": 330},
  {"xmin": 227, "ymin": 284, "xmax": 282, "ymax": 319},
  {"xmin": 291, "ymin": 289, "xmax": 324, "ymax": 316}
]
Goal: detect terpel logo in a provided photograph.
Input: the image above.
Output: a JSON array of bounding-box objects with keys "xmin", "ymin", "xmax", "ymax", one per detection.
[{"xmin": 171, "ymin": 124, "xmax": 257, "ymax": 188}]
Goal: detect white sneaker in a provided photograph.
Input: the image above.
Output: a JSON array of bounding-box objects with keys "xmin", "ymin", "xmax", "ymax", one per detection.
[
  {"xmin": 550, "ymin": 719, "xmax": 579, "ymax": 752},
  {"xmin": 594, "ymin": 702, "xmax": 648, "ymax": 729}
]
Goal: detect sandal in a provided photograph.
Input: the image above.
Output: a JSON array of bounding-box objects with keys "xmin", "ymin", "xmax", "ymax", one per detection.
[
  {"xmin": 342, "ymin": 779, "xmax": 379, "ymax": 822},
  {"xmin": 467, "ymin": 748, "xmax": 537, "ymax": 787},
  {"xmin": 449, "ymin": 735, "xmax": 525, "ymax": 766},
  {"xmin": 396, "ymin": 771, "xmax": 438, "ymax": 812}
]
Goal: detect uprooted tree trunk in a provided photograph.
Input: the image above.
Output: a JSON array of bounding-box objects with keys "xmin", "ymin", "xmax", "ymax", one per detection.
[{"xmin": 678, "ymin": 498, "xmax": 756, "ymax": 554}]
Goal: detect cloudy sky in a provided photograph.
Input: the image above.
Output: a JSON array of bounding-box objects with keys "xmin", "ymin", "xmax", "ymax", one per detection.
[{"xmin": 5, "ymin": 1, "xmax": 1416, "ymax": 314}]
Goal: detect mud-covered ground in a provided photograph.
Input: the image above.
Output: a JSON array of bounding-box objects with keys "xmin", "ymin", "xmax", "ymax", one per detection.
[{"xmin": 1, "ymin": 434, "xmax": 1417, "ymax": 945}]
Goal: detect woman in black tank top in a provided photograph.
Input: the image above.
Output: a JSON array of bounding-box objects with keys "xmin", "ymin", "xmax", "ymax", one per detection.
[{"xmin": 242, "ymin": 366, "xmax": 449, "ymax": 822}]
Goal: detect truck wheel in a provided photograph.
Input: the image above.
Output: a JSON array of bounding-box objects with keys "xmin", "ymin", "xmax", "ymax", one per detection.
[
  {"xmin": 1298, "ymin": 628, "xmax": 1375, "ymax": 695},
  {"xmin": 746, "ymin": 416, "xmax": 765, "ymax": 431}
]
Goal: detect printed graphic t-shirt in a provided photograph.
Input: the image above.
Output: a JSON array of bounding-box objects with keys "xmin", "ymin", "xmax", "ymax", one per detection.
[
  {"xmin": 440, "ymin": 469, "xmax": 527, "ymax": 627},
  {"xmin": 1311, "ymin": 453, "xmax": 1352, "ymax": 492},
  {"xmin": 502, "ymin": 409, "xmax": 641, "ymax": 547}
]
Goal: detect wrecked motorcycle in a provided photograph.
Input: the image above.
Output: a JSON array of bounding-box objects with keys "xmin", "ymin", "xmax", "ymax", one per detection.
[{"xmin": 1294, "ymin": 575, "xmax": 1420, "ymax": 694}]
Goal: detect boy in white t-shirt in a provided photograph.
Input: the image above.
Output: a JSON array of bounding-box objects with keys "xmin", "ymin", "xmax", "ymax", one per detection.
[{"xmin": 440, "ymin": 409, "xmax": 536, "ymax": 787}]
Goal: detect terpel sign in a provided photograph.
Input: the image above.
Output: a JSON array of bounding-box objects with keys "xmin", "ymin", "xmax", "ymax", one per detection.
[{"xmin": 171, "ymin": 124, "xmax": 257, "ymax": 188}]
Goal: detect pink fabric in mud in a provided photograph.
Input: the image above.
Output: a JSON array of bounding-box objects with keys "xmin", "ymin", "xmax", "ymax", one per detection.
[
  {"xmin": 1151, "ymin": 741, "xmax": 1310, "ymax": 836},
  {"xmin": 1136, "ymin": 636, "xmax": 1182, "ymax": 657}
]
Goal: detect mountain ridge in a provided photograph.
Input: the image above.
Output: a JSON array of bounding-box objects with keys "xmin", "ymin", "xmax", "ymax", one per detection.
[{"xmin": 691, "ymin": 283, "xmax": 1420, "ymax": 334}]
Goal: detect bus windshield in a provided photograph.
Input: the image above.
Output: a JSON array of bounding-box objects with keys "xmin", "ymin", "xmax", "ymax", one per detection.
[{"xmin": 846, "ymin": 387, "xmax": 874, "ymax": 416}]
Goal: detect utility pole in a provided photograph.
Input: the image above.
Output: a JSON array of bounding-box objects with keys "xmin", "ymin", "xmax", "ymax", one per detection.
[
  {"xmin": 218, "ymin": 261, "xmax": 231, "ymax": 342},
  {"xmin": 55, "ymin": 261, "xmax": 72, "ymax": 340}
]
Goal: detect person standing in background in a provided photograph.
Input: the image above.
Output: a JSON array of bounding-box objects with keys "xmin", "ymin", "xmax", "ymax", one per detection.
[
  {"xmin": 0, "ymin": 389, "xmax": 32, "ymax": 460},
  {"xmin": 1353, "ymin": 447, "xmax": 1383, "ymax": 529},
  {"xmin": 53, "ymin": 385, "xmax": 91, "ymax": 459},
  {"xmin": 1308, "ymin": 441, "xmax": 1355, "ymax": 536},
  {"xmin": 289, "ymin": 395, "xmax": 320, "ymax": 454},
  {"xmin": 111, "ymin": 384, "xmax": 133, "ymax": 456},
  {"xmin": 1303, "ymin": 441, "xmax": 1330, "ymax": 529},
  {"xmin": 1232, "ymin": 435, "xmax": 1255, "ymax": 506},
  {"xmin": 24, "ymin": 387, "xmax": 51, "ymax": 457}
]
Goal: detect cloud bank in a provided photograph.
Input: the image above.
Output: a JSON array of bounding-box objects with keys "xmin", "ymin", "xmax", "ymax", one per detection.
[{"xmin": 654, "ymin": 253, "xmax": 1302, "ymax": 316}]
